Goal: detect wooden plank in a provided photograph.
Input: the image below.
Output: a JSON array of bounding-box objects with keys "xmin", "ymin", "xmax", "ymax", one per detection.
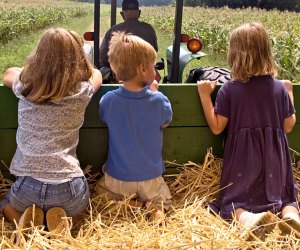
[
  {"xmin": 0, "ymin": 86, "xmax": 18, "ymax": 129},
  {"xmin": 76, "ymin": 124, "xmax": 300, "ymax": 171},
  {"xmin": 77, "ymin": 127, "xmax": 224, "ymax": 172},
  {"xmin": 1, "ymin": 83, "xmax": 300, "ymax": 178},
  {"xmin": 1, "ymin": 122, "xmax": 300, "ymax": 178},
  {"xmin": 163, "ymin": 126, "xmax": 224, "ymax": 163},
  {"xmin": 0, "ymin": 127, "xmax": 223, "ymax": 174},
  {"xmin": 77, "ymin": 128, "xmax": 108, "ymax": 170},
  {"xmin": 83, "ymin": 84, "xmax": 209, "ymax": 128},
  {"xmin": 0, "ymin": 129, "xmax": 16, "ymax": 177},
  {"xmin": 287, "ymin": 124, "xmax": 300, "ymax": 158},
  {"xmin": 83, "ymin": 85, "xmax": 118, "ymax": 128},
  {"xmin": 1, "ymin": 83, "xmax": 300, "ymax": 128},
  {"xmin": 77, "ymin": 127, "xmax": 223, "ymax": 174}
]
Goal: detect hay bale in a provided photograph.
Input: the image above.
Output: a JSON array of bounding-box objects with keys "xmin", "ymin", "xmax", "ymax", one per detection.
[{"xmin": 1, "ymin": 148, "xmax": 300, "ymax": 249}]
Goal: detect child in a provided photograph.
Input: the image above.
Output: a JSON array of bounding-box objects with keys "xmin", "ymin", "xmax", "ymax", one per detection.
[
  {"xmin": 197, "ymin": 22, "xmax": 299, "ymax": 237},
  {"xmin": 0, "ymin": 28, "xmax": 102, "ymax": 235},
  {"xmin": 95, "ymin": 31, "xmax": 172, "ymax": 222}
]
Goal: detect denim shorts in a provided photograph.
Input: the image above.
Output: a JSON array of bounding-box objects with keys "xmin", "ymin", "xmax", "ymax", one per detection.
[{"xmin": 0, "ymin": 176, "xmax": 90, "ymax": 217}]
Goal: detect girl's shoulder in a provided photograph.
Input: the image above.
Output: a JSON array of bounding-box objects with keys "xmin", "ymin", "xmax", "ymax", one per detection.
[
  {"xmin": 12, "ymin": 76, "xmax": 24, "ymax": 98},
  {"xmin": 51, "ymin": 81, "xmax": 94, "ymax": 104},
  {"xmin": 72, "ymin": 81, "xmax": 94, "ymax": 97}
]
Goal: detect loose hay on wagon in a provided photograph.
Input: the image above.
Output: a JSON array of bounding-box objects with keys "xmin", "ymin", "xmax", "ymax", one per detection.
[
  {"xmin": 1, "ymin": 150, "xmax": 300, "ymax": 249},
  {"xmin": 1, "ymin": 83, "xmax": 300, "ymax": 249},
  {"xmin": 1, "ymin": 0, "xmax": 300, "ymax": 249}
]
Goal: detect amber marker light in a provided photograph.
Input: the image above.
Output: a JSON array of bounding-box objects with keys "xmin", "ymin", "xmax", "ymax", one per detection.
[{"xmin": 187, "ymin": 38, "xmax": 202, "ymax": 53}]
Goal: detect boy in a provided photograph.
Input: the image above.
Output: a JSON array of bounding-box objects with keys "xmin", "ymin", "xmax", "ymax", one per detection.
[{"xmin": 96, "ymin": 32, "xmax": 172, "ymax": 221}]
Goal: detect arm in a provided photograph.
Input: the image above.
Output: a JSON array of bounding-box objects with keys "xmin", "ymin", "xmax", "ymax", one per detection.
[
  {"xmin": 149, "ymin": 80, "xmax": 159, "ymax": 92},
  {"xmin": 161, "ymin": 95, "xmax": 172, "ymax": 128},
  {"xmin": 283, "ymin": 80, "xmax": 296, "ymax": 134},
  {"xmin": 90, "ymin": 68, "xmax": 102, "ymax": 92},
  {"xmin": 197, "ymin": 80, "xmax": 228, "ymax": 135},
  {"xmin": 3, "ymin": 67, "xmax": 22, "ymax": 88}
]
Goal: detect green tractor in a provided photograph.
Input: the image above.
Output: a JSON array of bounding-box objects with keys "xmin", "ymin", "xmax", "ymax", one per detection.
[{"xmin": 85, "ymin": 0, "xmax": 230, "ymax": 85}]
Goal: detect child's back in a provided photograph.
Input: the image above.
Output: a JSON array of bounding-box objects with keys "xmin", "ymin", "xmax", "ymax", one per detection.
[
  {"xmin": 197, "ymin": 22, "xmax": 299, "ymax": 238},
  {"xmin": 11, "ymin": 80, "xmax": 93, "ymax": 179},
  {"xmin": 1, "ymin": 28, "xmax": 102, "ymax": 236},
  {"xmin": 100, "ymin": 87, "xmax": 171, "ymax": 181},
  {"xmin": 96, "ymin": 32, "xmax": 172, "ymax": 222},
  {"xmin": 211, "ymin": 75, "xmax": 295, "ymax": 219}
]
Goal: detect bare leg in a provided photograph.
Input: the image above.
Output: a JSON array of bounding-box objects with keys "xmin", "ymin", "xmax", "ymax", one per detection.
[
  {"xmin": 144, "ymin": 203, "xmax": 165, "ymax": 224},
  {"xmin": 3, "ymin": 204, "xmax": 22, "ymax": 224},
  {"xmin": 235, "ymin": 208, "xmax": 245, "ymax": 222},
  {"xmin": 234, "ymin": 208, "xmax": 276, "ymax": 240},
  {"xmin": 128, "ymin": 199, "xmax": 144, "ymax": 208},
  {"xmin": 281, "ymin": 205, "xmax": 300, "ymax": 222},
  {"xmin": 279, "ymin": 205, "xmax": 300, "ymax": 235},
  {"xmin": 149, "ymin": 207, "xmax": 164, "ymax": 223}
]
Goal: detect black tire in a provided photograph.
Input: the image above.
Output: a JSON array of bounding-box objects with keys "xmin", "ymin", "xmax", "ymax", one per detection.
[{"xmin": 185, "ymin": 66, "xmax": 231, "ymax": 84}]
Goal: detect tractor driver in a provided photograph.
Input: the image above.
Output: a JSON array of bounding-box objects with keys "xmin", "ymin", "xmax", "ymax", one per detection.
[{"xmin": 99, "ymin": 0, "xmax": 158, "ymax": 69}]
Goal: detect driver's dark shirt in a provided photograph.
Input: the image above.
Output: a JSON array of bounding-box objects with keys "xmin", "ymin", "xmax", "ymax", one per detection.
[{"xmin": 99, "ymin": 19, "xmax": 158, "ymax": 68}]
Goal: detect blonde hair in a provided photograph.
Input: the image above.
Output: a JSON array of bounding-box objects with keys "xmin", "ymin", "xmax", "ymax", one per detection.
[
  {"xmin": 108, "ymin": 31, "xmax": 156, "ymax": 81},
  {"xmin": 227, "ymin": 22, "xmax": 277, "ymax": 83},
  {"xmin": 20, "ymin": 28, "xmax": 94, "ymax": 103}
]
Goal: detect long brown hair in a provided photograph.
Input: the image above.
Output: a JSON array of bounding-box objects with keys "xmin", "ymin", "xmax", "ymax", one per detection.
[
  {"xmin": 227, "ymin": 22, "xmax": 277, "ymax": 83},
  {"xmin": 20, "ymin": 28, "xmax": 94, "ymax": 103}
]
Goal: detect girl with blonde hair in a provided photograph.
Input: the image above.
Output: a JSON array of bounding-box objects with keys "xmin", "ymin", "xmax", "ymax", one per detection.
[
  {"xmin": 197, "ymin": 22, "xmax": 299, "ymax": 238},
  {"xmin": 1, "ymin": 28, "xmax": 102, "ymax": 235}
]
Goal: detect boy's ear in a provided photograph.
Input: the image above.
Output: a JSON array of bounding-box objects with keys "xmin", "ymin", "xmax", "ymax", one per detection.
[{"xmin": 139, "ymin": 63, "xmax": 147, "ymax": 75}]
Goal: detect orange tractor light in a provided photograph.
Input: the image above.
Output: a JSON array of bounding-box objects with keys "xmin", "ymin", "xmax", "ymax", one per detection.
[{"xmin": 187, "ymin": 38, "xmax": 202, "ymax": 53}]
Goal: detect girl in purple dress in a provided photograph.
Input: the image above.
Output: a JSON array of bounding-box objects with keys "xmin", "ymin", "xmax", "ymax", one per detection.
[{"xmin": 197, "ymin": 22, "xmax": 299, "ymax": 237}]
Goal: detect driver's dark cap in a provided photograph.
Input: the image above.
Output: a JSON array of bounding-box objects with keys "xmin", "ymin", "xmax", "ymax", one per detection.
[{"xmin": 122, "ymin": 0, "xmax": 139, "ymax": 10}]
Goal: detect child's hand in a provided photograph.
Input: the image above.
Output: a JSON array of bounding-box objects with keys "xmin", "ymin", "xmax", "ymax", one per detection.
[
  {"xmin": 197, "ymin": 80, "xmax": 217, "ymax": 96},
  {"xmin": 282, "ymin": 80, "xmax": 293, "ymax": 93},
  {"xmin": 149, "ymin": 80, "xmax": 159, "ymax": 92},
  {"xmin": 282, "ymin": 79, "xmax": 294, "ymax": 105},
  {"xmin": 3, "ymin": 67, "xmax": 23, "ymax": 88}
]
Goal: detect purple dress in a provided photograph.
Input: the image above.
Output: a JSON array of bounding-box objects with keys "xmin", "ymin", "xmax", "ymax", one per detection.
[{"xmin": 209, "ymin": 76, "xmax": 298, "ymax": 219}]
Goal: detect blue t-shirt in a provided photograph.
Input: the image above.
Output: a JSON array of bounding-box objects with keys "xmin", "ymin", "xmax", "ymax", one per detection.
[{"xmin": 99, "ymin": 86, "xmax": 172, "ymax": 181}]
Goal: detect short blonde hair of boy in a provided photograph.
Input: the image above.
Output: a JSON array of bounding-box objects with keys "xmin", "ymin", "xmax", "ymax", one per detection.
[
  {"xmin": 20, "ymin": 28, "xmax": 94, "ymax": 103},
  {"xmin": 227, "ymin": 22, "xmax": 277, "ymax": 83},
  {"xmin": 108, "ymin": 31, "xmax": 156, "ymax": 81}
]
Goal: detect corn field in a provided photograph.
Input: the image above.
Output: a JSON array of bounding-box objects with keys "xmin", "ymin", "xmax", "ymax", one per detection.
[
  {"xmin": 142, "ymin": 6, "xmax": 300, "ymax": 82},
  {"xmin": 0, "ymin": 6, "xmax": 91, "ymax": 45}
]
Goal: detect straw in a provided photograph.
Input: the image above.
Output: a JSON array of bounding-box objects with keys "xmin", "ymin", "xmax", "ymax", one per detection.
[{"xmin": 1, "ymin": 148, "xmax": 300, "ymax": 249}]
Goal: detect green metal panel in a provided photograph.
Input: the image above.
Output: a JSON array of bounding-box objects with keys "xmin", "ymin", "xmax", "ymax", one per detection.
[
  {"xmin": 76, "ymin": 127, "xmax": 224, "ymax": 174},
  {"xmin": 287, "ymin": 124, "xmax": 300, "ymax": 157},
  {"xmin": 1, "ymin": 83, "xmax": 300, "ymax": 179},
  {"xmin": 77, "ymin": 128, "xmax": 108, "ymax": 170},
  {"xmin": 0, "ymin": 129, "xmax": 16, "ymax": 178},
  {"xmin": 163, "ymin": 127, "xmax": 224, "ymax": 163},
  {"xmin": 82, "ymin": 84, "xmax": 210, "ymax": 128},
  {"xmin": 2, "ymin": 84, "xmax": 300, "ymax": 128},
  {"xmin": 0, "ymin": 86, "xmax": 18, "ymax": 129}
]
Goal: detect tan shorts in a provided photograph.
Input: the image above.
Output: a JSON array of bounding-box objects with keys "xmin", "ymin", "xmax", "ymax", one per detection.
[{"xmin": 95, "ymin": 172, "xmax": 172, "ymax": 209}]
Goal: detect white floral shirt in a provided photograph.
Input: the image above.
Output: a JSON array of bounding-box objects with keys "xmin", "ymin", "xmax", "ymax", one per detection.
[{"xmin": 10, "ymin": 78, "xmax": 94, "ymax": 180}]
